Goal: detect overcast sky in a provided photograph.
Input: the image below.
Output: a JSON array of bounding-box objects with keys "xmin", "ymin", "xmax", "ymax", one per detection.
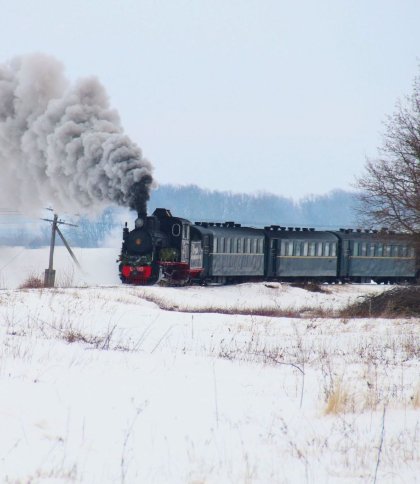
[{"xmin": 1, "ymin": 0, "xmax": 419, "ymax": 199}]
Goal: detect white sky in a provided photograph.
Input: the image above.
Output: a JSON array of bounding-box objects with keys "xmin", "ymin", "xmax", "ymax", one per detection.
[{"xmin": 1, "ymin": 0, "xmax": 419, "ymax": 199}]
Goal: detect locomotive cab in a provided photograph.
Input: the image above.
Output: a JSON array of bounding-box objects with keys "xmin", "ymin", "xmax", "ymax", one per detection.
[{"xmin": 118, "ymin": 208, "xmax": 196, "ymax": 285}]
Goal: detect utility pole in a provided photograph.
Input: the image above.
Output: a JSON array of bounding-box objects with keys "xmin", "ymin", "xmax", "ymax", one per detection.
[{"xmin": 42, "ymin": 211, "xmax": 81, "ymax": 288}]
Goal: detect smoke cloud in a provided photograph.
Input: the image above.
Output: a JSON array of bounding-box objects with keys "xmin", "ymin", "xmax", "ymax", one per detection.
[{"xmin": 0, "ymin": 53, "xmax": 153, "ymax": 216}]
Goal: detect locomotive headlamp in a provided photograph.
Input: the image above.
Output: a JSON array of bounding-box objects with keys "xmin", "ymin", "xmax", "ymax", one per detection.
[{"xmin": 135, "ymin": 217, "xmax": 144, "ymax": 229}]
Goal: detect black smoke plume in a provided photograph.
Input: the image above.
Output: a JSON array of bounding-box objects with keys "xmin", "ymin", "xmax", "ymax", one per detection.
[{"xmin": 0, "ymin": 53, "xmax": 153, "ymax": 216}]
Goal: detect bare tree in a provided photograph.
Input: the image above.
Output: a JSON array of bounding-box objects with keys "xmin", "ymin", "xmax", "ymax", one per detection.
[{"xmin": 357, "ymin": 72, "xmax": 420, "ymax": 238}]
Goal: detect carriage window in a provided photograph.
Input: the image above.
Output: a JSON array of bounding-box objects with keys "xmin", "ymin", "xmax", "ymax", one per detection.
[
  {"xmin": 182, "ymin": 224, "xmax": 190, "ymax": 239},
  {"xmin": 303, "ymin": 242, "xmax": 309, "ymax": 256},
  {"xmin": 308, "ymin": 242, "xmax": 316, "ymax": 256},
  {"xmin": 286, "ymin": 241, "xmax": 293, "ymax": 256},
  {"xmin": 376, "ymin": 243, "xmax": 383, "ymax": 256},
  {"xmin": 385, "ymin": 245, "xmax": 391, "ymax": 256},
  {"xmin": 257, "ymin": 239, "xmax": 263, "ymax": 254},
  {"xmin": 368, "ymin": 244, "xmax": 375, "ymax": 257},
  {"xmin": 317, "ymin": 243, "xmax": 323, "ymax": 256},
  {"xmin": 409, "ymin": 247, "xmax": 415, "ymax": 257},
  {"xmin": 252, "ymin": 239, "xmax": 258, "ymax": 254},
  {"xmin": 352, "ymin": 242, "xmax": 359, "ymax": 256},
  {"xmin": 361, "ymin": 242, "xmax": 367, "ymax": 256},
  {"xmin": 399, "ymin": 246, "xmax": 407, "ymax": 257},
  {"xmin": 213, "ymin": 237, "xmax": 218, "ymax": 253},
  {"xmin": 280, "ymin": 241, "xmax": 286, "ymax": 256},
  {"xmin": 295, "ymin": 241, "xmax": 301, "ymax": 256},
  {"xmin": 219, "ymin": 237, "xmax": 225, "ymax": 253},
  {"xmin": 238, "ymin": 238, "xmax": 243, "ymax": 253},
  {"xmin": 391, "ymin": 246, "xmax": 399, "ymax": 257},
  {"xmin": 324, "ymin": 242, "xmax": 330, "ymax": 257},
  {"xmin": 245, "ymin": 238, "xmax": 251, "ymax": 253},
  {"xmin": 331, "ymin": 243, "xmax": 336, "ymax": 257}
]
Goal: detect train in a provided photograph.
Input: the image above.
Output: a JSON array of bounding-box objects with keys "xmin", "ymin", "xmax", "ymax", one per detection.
[{"xmin": 118, "ymin": 208, "xmax": 419, "ymax": 285}]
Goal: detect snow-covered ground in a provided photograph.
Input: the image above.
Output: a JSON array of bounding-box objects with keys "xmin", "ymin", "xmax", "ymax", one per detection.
[{"xmin": 0, "ymin": 247, "xmax": 419, "ymax": 483}]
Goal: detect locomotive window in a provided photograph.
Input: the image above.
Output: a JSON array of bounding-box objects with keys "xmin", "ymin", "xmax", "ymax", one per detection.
[
  {"xmin": 324, "ymin": 242, "xmax": 330, "ymax": 257},
  {"xmin": 352, "ymin": 242, "xmax": 359, "ymax": 256},
  {"xmin": 303, "ymin": 242, "xmax": 309, "ymax": 256},
  {"xmin": 213, "ymin": 237, "xmax": 218, "ymax": 253},
  {"xmin": 295, "ymin": 241, "xmax": 301, "ymax": 256},
  {"xmin": 331, "ymin": 243, "xmax": 336, "ymax": 257},
  {"xmin": 172, "ymin": 224, "xmax": 181, "ymax": 237}
]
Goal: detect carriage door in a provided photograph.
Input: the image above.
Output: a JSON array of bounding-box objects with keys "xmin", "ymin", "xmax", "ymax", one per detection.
[
  {"xmin": 190, "ymin": 241, "xmax": 203, "ymax": 269},
  {"xmin": 181, "ymin": 223, "xmax": 190, "ymax": 263},
  {"xmin": 271, "ymin": 238, "xmax": 279, "ymax": 276}
]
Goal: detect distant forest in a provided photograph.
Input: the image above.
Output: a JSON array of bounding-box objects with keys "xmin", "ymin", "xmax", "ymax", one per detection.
[
  {"xmin": 0, "ymin": 184, "xmax": 360, "ymax": 247},
  {"xmin": 149, "ymin": 184, "xmax": 359, "ymax": 229}
]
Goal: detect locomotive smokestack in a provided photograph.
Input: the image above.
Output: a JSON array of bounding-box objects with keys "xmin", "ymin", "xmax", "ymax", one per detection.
[{"xmin": 0, "ymin": 53, "xmax": 154, "ymax": 215}]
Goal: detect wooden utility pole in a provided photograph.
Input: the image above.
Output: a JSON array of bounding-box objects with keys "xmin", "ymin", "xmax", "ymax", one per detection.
[{"xmin": 42, "ymin": 212, "xmax": 80, "ymax": 288}]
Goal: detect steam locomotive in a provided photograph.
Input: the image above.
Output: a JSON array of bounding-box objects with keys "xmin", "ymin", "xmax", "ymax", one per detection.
[{"xmin": 118, "ymin": 208, "xmax": 419, "ymax": 285}]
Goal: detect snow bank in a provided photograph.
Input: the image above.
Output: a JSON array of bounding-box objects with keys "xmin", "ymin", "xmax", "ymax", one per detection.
[
  {"xmin": 0, "ymin": 284, "xmax": 418, "ymax": 482},
  {"xmin": 0, "ymin": 246, "xmax": 120, "ymax": 288}
]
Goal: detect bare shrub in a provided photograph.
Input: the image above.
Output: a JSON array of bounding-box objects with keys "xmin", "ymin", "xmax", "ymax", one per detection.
[
  {"xmin": 289, "ymin": 281, "xmax": 330, "ymax": 293},
  {"xmin": 339, "ymin": 287, "xmax": 420, "ymax": 318},
  {"xmin": 19, "ymin": 274, "xmax": 44, "ymax": 289}
]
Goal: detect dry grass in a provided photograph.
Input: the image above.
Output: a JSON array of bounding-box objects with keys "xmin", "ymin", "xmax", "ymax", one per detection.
[
  {"xmin": 133, "ymin": 291, "xmax": 331, "ymax": 318},
  {"xmin": 412, "ymin": 386, "xmax": 420, "ymax": 409},
  {"xmin": 324, "ymin": 382, "xmax": 350, "ymax": 415}
]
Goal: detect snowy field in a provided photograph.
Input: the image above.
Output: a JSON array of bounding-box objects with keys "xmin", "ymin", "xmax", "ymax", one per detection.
[{"xmin": 0, "ymin": 247, "xmax": 419, "ymax": 483}]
